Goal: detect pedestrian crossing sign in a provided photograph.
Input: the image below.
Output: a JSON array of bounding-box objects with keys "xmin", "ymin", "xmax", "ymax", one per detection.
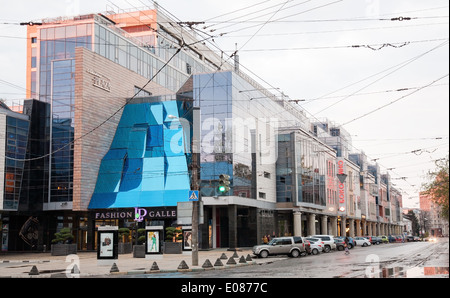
[{"xmin": 188, "ymin": 190, "xmax": 199, "ymax": 201}]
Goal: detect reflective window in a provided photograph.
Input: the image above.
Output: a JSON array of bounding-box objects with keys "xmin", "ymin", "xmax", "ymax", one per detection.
[
  {"xmin": 50, "ymin": 59, "xmax": 75, "ymax": 202},
  {"xmin": 3, "ymin": 116, "xmax": 30, "ymax": 210}
]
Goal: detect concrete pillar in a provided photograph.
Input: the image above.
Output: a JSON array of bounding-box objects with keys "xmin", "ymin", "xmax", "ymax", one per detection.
[
  {"xmin": 368, "ymin": 222, "xmax": 372, "ymax": 235},
  {"xmin": 228, "ymin": 205, "xmax": 237, "ymax": 249},
  {"xmin": 356, "ymin": 220, "xmax": 361, "ymax": 236},
  {"xmin": 362, "ymin": 220, "xmax": 367, "ymax": 236},
  {"xmin": 307, "ymin": 213, "xmax": 316, "ymax": 236},
  {"xmin": 330, "ymin": 216, "xmax": 338, "ymax": 236},
  {"xmin": 341, "ymin": 217, "xmax": 347, "ymax": 236},
  {"xmin": 321, "ymin": 215, "xmax": 328, "ymax": 235},
  {"xmin": 293, "ymin": 211, "xmax": 302, "ymax": 236},
  {"xmin": 349, "ymin": 219, "xmax": 355, "ymax": 237}
]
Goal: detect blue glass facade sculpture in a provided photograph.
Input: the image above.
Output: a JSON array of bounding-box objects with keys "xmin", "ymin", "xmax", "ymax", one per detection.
[{"xmin": 89, "ymin": 100, "xmax": 192, "ymax": 208}]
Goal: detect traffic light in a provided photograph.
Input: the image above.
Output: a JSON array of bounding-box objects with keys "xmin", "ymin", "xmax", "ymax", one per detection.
[{"xmin": 218, "ymin": 174, "xmax": 230, "ymax": 195}]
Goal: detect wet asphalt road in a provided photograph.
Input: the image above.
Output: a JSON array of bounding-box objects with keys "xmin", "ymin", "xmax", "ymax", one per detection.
[{"xmin": 124, "ymin": 237, "xmax": 449, "ymax": 278}]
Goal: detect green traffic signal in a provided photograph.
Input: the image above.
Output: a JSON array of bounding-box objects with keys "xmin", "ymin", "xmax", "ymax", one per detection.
[{"xmin": 218, "ymin": 174, "xmax": 230, "ymax": 194}]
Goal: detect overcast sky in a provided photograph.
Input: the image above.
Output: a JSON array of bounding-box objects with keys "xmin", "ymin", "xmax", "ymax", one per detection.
[{"xmin": 0, "ymin": 0, "xmax": 448, "ymax": 208}]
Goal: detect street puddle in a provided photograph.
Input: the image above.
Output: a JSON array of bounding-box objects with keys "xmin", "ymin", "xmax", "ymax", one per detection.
[{"xmin": 375, "ymin": 266, "xmax": 449, "ymax": 278}]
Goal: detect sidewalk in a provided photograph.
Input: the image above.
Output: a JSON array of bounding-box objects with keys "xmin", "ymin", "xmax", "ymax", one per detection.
[{"xmin": 0, "ymin": 249, "xmax": 285, "ymax": 278}]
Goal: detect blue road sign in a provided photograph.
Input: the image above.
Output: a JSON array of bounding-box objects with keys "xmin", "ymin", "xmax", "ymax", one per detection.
[{"xmin": 188, "ymin": 190, "xmax": 199, "ymax": 201}]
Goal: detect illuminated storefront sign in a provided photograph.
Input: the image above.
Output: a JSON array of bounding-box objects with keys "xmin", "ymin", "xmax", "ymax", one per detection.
[
  {"xmin": 337, "ymin": 158, "xmax": 346, "ymax": 212},
  {"xmin": 94, "ymin": 207, "xmax": 177, "ymax": 220}
]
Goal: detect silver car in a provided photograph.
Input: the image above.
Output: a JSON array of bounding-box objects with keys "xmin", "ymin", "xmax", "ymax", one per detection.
[
  {"xmin": 310, "ymin": 235, "xmax": 337, "ymax": 253},
  {"xmin": 252, "ymin": 236, "xmax": 307, "ymax": 258}
]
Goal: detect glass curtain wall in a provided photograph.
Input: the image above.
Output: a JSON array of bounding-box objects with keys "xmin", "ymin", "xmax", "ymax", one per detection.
[
  {"xmin": 192, "ymin": 72, "xmax": 233, "ymax": 197},
  {"xmin": 39, "ymin": 23, "xmax": 92, "ymax": 103},
  {"xmin": 50, "ymin": 59, "xmax": 75, "ymax": 202},
  {"xmin": 276, "ymin": 132, "xmax": 327, "ymax": 207},
  {"xmin": 3, "ymin": 116, "xmax": 30, "ymax": 210},
  {"xmin": 38, "ymin": 24, "xmax": 92, "ymax": 204},
  {"xmin": 94, "ymin": 21, "xmax": 212, "ymax": 93}
]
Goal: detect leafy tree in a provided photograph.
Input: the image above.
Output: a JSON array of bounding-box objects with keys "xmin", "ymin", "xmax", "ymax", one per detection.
[
  {"xmin": 422, "ymin": 156, "xmax": 449, "ymax": 220},
  {"xmin": 403, "ymin": 210, "xmax": 420, "ymax": 236}
]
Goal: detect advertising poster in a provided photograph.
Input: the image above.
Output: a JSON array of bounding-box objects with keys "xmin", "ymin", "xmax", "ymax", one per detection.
[
  {"xmin": 99, "ymin": 232, "xmax": 114, "ymax": 258},
  {"xmin": 183, "ymin": 230, "xmax": 192, "ymax": 251},
  {"xmin": 147, "ymin": 231, "xmax": 160, "ymax": 253}
]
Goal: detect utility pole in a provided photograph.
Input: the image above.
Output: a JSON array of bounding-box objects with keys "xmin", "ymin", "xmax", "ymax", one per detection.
[
  {"xmin": 191, "ymin": 151, "xmax": 199, "ymax": 266},
  {"xmin": 190, "ymin": 107, "xmax": 201, "ymax": 266}
]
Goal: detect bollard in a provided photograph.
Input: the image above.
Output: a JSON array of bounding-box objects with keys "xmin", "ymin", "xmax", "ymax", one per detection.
[
  {"xmin": 214, "ymin": 258, "xmax": 224, "ymax": 267},
  {"xmin": 178, "ymin": 260, "xmax": 189, "ymax": 270},
  {"xmin": 226, "ymin": 256, "xmax": 237, "ymax": 265},
  {"xmin": 232, "ymin": 251, "xmax": 239, "ymax": 258},
  {"xmin": 220, "ymin": 253, "xmax": 227, "ymax": 259},
  {"xmin": 239, "ymin": 255, "xmax": 247, "ymax": 263},
  {"xmin": 246, "ymin": 254, "xmax": 253, "ymax": 261},
  {"xmin": 202, "ymin": 259, "xmax": 213, "ymax": 269},
  {"xmin": 29, "ymin": 265, "xmax": 39, "ymax": 276},
  {"xmin": 71, "ymin": 264, "xmax": 80, "ymax": 274},
  {"xmin": 110, "ymin": 263, "xmax": 120, "ymax": 273},
  {"xmin": 150, "ymin": 261, "xmax": 160, "ymax": 271}
]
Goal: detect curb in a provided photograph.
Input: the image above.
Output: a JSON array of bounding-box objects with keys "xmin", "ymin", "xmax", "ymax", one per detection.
[{"xmin": 108, "ymin": 260, "xmax": 258, "ymax": 276}]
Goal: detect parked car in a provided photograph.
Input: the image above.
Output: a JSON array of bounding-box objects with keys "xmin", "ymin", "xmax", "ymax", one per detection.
[
  {"xmin": 380, "ymin": 235, "xmax": 389, "ymax": 244},
  {"xmin": 370, "ymin": 236, "xmax": 382, "ymax": 245},
  {"xmin": 388, "ymin": 235, "xmax": 397, "ymax": 243},
  {"xmin": 311, "ymin": 235, "xmax": 336, "ymax": 253},
  {"xmin": 413, "ymin": 236, "xmax": 420, "ymax": 241},
  {"xmin": 406, "ymin": 235, "xmax": 415, "ymax": 242},
  {"xmin": 365, "ymin": 236, "xmax": 379, "ymax": 245},
  {"xmin": 334, "ymin": 238, "xmax": 345, "ymax": 251},
  {"xmin": 306, "ymin": 237, "xmax": 324, "ymax": 246},
  {"xmin": 335, "ymin": 236, "xmax": 355, "ymax": 249},
  {"xmin": 354, "ymin": 236, "xmax": 371, "ymax": 247},
  {"xmin": 395, "ymin": 235, "xmax": 404, "ymax": 243},
  {"xmin": 252, "ymin": 236, "xmax": 307, "ymax": 258},
  {"xmin": 307, "ymin": 240, "xmax": 323, "ymax": 255}
]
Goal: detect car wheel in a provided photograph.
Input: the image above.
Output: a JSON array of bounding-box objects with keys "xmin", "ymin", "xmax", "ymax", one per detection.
[
  {"xmin": 363, "ymin": 243, "xmax": 368, "ymax": 247},
  {"xmin": 312, "ymin": 248, "xmax": 319, "ymax": 255},
  {"xmin": 290, "ymin": 249, "xmax": 300, "ymax": 258},
  {"xmin": 338, "ymin": 246, "xmax": 344, "ymax": 251},
  {"xmin": 259, "ymin": 250, "xmax": 269, "ymax": 258},
  {"xmin": 324, "ymin": 245, "xmax": 331, "ymax": 253}
]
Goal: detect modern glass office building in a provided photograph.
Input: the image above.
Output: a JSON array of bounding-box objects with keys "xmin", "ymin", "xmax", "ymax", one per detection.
[{"xmin": 0, "ymin": 7, "xmax": 405, "ymax": 251}]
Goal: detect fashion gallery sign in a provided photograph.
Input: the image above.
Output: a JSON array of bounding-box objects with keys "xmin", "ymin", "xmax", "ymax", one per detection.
[{"xmin": 94, "ymin": 207, "xmax": 176, "ymax": 220}]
